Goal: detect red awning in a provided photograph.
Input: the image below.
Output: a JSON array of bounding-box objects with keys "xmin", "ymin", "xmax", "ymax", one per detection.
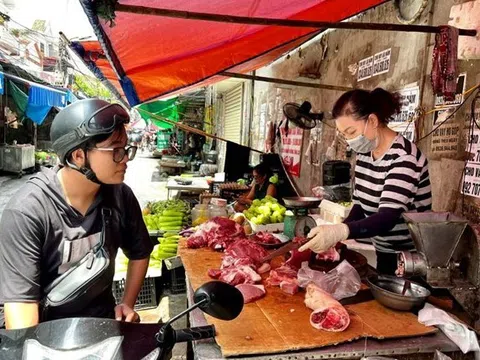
[{"xmin": 79, "ymin": 0, "xmax": 385, "ymax": 105}]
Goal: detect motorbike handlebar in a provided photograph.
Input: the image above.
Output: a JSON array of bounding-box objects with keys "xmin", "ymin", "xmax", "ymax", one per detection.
[{"xmin": 174, "ymin": 325, "xmax": 216, "ymax": 343}]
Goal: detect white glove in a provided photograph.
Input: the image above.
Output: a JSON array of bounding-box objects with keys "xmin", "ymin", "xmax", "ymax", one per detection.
[{"xmin": 299, "ymin": 224, "xmax": 350, "ymax": 253}]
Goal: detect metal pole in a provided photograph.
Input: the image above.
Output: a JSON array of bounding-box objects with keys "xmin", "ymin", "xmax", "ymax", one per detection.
[
  {"xmin": 114, "ymin": 4, "xmax": 477, "ymax": 37},
  {"xmin": 220, "ymin": 72, "xmax": 353, "ymax": 92}
]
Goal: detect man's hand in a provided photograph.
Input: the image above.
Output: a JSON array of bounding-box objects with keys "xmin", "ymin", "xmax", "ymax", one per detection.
[
  {"xmin": 114, "ymin": 303, "xmax": 140, "ymax": 322},
  {"xmin": 299, "ymin": 224, "xmax": 349, "ymax": 253}
]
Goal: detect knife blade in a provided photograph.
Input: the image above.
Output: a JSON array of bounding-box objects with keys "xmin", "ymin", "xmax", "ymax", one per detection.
[{"xmin": 260, "ymin": 241, "xmax": 301, "ymax": 263}]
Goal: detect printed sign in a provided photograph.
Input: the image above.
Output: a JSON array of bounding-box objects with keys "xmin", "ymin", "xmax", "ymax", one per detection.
[
  {"xmin": 280, "ymin": 127, "xmax": 303, "ymax": 177},
  {"xmin": 389, "ymin": 86, "xmax": 419, "ymax": 141},
  {"xmin": 357, "ymin": 48, "xmax": 391, "ymax": 82},
  {"xmin": 462, "ymin": 100, "xmax": 480, "ymax": 198},
  {"xmin": 434, "ymin": 73, "xmax": 467, "ymax": 108},
  {"xmin": 431, "ymin": 110, "xmax": 460, "ymax": 155},
  {"xmin": 357, "ymin": 56, "xmax": 373, "ymax": 82},
  {"xmin": 372, "ymin": 48, "xmax": 391, "ymax": 76},
  {"xmin": 392, "ymin": 86, "xmax": 420, "ymax": 123}
]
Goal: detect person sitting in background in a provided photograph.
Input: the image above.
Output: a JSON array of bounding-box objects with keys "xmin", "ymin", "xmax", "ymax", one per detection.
[{"xmin": 234, "ymin": 163, "xmax": 277, "ymax": 212}]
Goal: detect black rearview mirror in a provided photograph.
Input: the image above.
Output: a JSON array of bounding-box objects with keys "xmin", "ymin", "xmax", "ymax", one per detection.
[{"xmin": 193, "ymin": 281, "xmax": 243, "ymax": 321}]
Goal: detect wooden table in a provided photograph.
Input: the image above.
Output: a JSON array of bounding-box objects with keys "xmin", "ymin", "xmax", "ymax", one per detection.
[
  {"xmin": 178, "ymin": 242, "xmax": 470, "ymax": 359},
  {"xmin": 166, "ymin": 177, "xmax": 210, "ymax": 199}
]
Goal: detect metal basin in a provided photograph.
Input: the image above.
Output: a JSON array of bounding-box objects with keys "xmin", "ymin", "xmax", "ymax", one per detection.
[
  {"xmin": 283, "ymin": 197, "xmax": 322, "ymax": 208},
  {"xmin": 366, "ymin": 275, "xmax": 430, "ymax": 311}
]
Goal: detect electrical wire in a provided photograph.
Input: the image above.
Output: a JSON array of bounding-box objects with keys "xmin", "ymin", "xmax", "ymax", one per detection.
[{"xmin": 416, "ymin": 88, "xmax": 479, "ymax": 143}]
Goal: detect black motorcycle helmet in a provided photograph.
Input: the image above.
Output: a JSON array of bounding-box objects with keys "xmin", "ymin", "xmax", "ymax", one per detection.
[{"xmin": 51, "ymin": 99, "xmax": 130, "ymax": 183}]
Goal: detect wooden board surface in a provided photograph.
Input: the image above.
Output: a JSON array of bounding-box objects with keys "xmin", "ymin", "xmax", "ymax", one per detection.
[{"xmin": 179, "ymin": 240, "xmax": 435, "ymax": 357}]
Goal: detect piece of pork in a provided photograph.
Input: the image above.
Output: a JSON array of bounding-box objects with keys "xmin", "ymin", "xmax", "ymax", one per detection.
[
  {"xmin": 305, "ymin": 283, "xmax": 350, "ymax": 332},
  {"xmin": 236, "ymin": 284, "xmax": 266, "ymax": 303}
]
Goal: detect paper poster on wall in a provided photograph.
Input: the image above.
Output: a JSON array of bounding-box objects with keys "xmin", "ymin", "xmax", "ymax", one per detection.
[
  {"xmin": 280, "ymin": 127, "xmax": 303, "ymax": 177},
  {"xmin": 434, "ymin": 73, "xmax": 467, "ymax": 108},
  {"xmin": 431, "ymin": 110, "xmax": 460, "ymax": 156},
  {"xmin": 389, "ymin": 86, "xmax": 419, "ymax": 141},
  {"xmin": 357, "ymin": 56, "xmax": 373, "ymax": 82},
  {"xmin": 462, "ymin": 99, "xmax": 480, "ymax": 198},
  {"xmin": 372, "ymin": 48, "xmax": 391, "ymax": 76},
  {"xmin": 462, "ymin": 129, "xmax": 480, "ymax": 198}
]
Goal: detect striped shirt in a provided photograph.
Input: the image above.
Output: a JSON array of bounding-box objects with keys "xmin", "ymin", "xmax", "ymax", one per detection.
[{"xmin": 353, "ymin": 135, "xmax": 432, "ymax": 252}]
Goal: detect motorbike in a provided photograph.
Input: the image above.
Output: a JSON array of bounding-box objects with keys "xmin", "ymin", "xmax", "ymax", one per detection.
[{"xmin": 0, "ymin": 281, "xmax": 244, "ymax": 360}]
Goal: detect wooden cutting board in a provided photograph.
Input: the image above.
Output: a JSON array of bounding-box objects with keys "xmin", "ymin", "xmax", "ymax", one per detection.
[{"xmin": 178, "ymin": 240, "xmax": 435, "ymax": 357}]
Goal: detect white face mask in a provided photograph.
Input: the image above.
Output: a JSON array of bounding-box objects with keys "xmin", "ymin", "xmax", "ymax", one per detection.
[{"xmin": 346, "ymin": 120, "xmax": 378, "ymax": 154}]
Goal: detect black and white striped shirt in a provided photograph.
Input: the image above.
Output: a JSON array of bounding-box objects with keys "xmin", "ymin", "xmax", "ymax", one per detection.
[{"xmin": 353, "ymin": 135, "xmax": 432, "ymax": 252}]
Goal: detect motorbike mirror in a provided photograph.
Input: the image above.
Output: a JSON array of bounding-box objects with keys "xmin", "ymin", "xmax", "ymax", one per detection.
[{"xmin": 193, "ymin": 281, "xmax": 243, "ymax": 321}]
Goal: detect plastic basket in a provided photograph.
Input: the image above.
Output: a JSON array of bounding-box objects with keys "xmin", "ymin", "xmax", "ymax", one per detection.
[
  {"xmin": 113, "ymin": 276, "xmax": 158, "ymax": 310},
  {"xmin": 170, "ymin": 266, "xmax": 187, "ymax": 294}
]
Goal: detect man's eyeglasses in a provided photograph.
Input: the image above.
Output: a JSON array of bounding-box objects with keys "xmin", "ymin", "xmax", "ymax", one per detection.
[{"xmin": 90, "ymin": 145, "xmax": 137, "ymax": 163}]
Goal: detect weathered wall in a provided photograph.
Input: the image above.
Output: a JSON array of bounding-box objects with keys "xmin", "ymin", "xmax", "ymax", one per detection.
[{"xmin": 247, "ymin": 0, "xmax": 480, "ymax": 221}]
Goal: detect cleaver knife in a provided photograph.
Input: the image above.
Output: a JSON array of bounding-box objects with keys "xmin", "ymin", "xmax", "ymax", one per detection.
[{"xmin": 260, "ymin": 241, "xmax": 302, "ymax": 263}]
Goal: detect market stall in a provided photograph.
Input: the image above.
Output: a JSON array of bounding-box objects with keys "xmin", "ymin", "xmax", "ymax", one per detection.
[{"xmin": 174, "ymin": 204, "xmax": 479, "ymax": 360}]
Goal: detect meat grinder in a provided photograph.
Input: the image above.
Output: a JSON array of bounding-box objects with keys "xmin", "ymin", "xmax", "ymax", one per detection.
[{"xmin": 397, "ymin": 212, "xmax": 480, "ymax": 330}]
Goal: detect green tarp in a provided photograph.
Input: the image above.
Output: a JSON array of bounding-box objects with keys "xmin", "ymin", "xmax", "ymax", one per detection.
[
  {"xmin": 136, "ymin": 98, "xmax": 183, "ymax": 130},
  {"xmin": 8, "ymin": 80, "xmax": 28, "ymax": 119}
]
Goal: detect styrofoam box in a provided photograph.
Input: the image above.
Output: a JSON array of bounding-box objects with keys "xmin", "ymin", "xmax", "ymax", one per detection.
[
  {"xmin": 320, "ymin": 200, "xmax": 352, "ymax": 217},
  {"xmin": 251, "ymin": 222, "xmax": 284, "ymax": 233}
]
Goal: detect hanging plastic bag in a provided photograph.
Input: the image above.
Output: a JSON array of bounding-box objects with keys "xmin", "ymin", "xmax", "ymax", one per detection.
[
  {"xmin": 312, "ymin": 183, "xmax": 352, "ymax": 202},
  {"xmin": 297, "ymin": 260, "xmax": 361, "ymax": 300},
  {"xmin": 418, "ymin": 303, "xmax": 480, "ymax": 354}
]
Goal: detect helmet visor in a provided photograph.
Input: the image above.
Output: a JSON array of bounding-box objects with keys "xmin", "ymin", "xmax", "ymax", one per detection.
[{"xmin": 86, "ymin": 103, "xmax": 130, "ymax": 134}]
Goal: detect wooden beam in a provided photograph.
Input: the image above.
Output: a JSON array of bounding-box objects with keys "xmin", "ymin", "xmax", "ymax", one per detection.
[
  {"xmin": 114, "ymin": 4, "xmax": 477, "ymax": 37},
  {"xmin": 220, "ymin": 72, "xmax": 353, "ymax": 92}
]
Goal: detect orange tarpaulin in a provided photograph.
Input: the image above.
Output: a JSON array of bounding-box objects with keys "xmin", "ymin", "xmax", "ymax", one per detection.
[{"xmin": 79, "ymin": 0, "xmax": 385, "ymax": 106}]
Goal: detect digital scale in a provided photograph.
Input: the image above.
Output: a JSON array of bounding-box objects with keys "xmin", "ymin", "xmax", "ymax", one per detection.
[{"xmin": 283, "ymin": 197, "xmax": 322, "ymax": 239}]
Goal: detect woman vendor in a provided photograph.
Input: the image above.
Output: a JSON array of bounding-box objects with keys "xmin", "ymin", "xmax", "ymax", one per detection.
[
  {"xmin": 234, "ymin": 163, "xmax": 277, "ymax": 212},
  {"xmin": 300, "ymin": 88, "xmax": 432, "ymax": 275}
]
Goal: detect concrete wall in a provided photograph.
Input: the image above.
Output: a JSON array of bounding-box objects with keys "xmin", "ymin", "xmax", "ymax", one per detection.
[{"xmin": 244, "ymin": 0, "xmax": 480, "ymax": 221}]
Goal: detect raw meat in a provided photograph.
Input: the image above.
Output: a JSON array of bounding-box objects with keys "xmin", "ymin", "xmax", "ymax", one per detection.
[
  {"xmin": 224, "ymin": 239, "xmax": 269, "ymax": 264},
  {"xmin": 257, "ymin": 263, "xmax": 271, "ymax": 274},
  {"xmin": 266, "ymin": 265, "xmax": 298, "ymax": 286},
  {"xmin": 187, "ymin": 217, "xmax": 247, "ymax": 250},
  {"xmin": 280, "ymin": 281, "xmax": 299, "ymax": 295},
  {"xmin": 210, "ymin": 265, "xmax": 262, "ymax": 286},
  {"xmin": 305, "ymin": 283, "xmax": 350, "ymax": 332},
  {"xmin": 316, "ymin": 246, "xmax": 341, "ymax": 262},
  {"xmin": 267, "ymin": 265, "xmax": 299, "ymax": 294},
  {"xmin": 285, "ymin": 248, "xmax": 312, "ymax": 270},
  {"xmin": 251, "ymin": 232, "xmax": 281, "ymax": 245},
  {"xmin": 236, "ymin": 284, "xmax": 266, "ymax": 303},
  {"xmin": 208, "ymin": 239, "xmax": 268, "ymax": 286}
]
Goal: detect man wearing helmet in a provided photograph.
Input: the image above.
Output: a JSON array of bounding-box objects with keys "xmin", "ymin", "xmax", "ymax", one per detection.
[{"xmin": 0, "ymin": 99, "xmax": 153, "ymax": 329}]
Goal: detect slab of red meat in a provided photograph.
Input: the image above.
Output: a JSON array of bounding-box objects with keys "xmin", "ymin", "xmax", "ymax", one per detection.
[
  {"xmin": 305, "ymin": 283, "xmax": 350, "ymax": 332},
  {"xmin": 266, "ymin": 265, "xmax": 299, "ymax": 294},
  {"xmin": 209, "ymin": 265, "xmax": 262, "ymax": 286},
  {"xmin": 187, "ymin": 217, "xmax": 246, "ymax": 250},
  {"xmin": 266, "ymin": 265, "xmax": 298, "ymax": 286},
  {"xmin": 224, "ymin": 239, "xmax": 268, "ymax": 265},
  {"xmin": 285, "ymin": 248, "xmax": 312, "ymax": 270},
  {"xmin": 280, "ymin": 281, "xmax": 299, "ymax": 295},
  {"xmin": 316, "ymin": 246, "xmax": 341, "ymax": 262},
  {"xmin": 251, "ymin": 232, "xmax": 281, "ymax": 245},
  {"xmin": 236, "ymin": 284, "xmax": 266, "ymax": 303},
  {"xmin": 257, "ymin": 263, "xmax": 271, "ymax": 274}
]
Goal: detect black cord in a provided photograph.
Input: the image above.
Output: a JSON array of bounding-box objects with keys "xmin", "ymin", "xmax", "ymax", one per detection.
[{"xmin": 416, "ymin": 88, "xmax": 479, "ymax": 143}]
